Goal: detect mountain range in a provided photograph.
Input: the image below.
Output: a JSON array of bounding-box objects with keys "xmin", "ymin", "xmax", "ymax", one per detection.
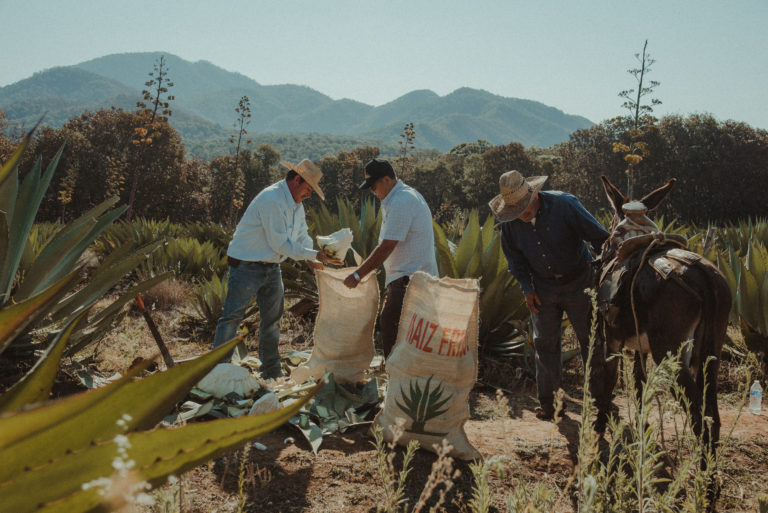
[{"xmin": 0, "ymin": 52, "xmax": 594, "ymax": 153}]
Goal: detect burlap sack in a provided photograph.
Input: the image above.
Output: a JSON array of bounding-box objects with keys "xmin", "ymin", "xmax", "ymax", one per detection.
[
  {"xmin": 374, "ymin": 271, "xmax": 481, "ymax": 460},
  {"xmin": 291, "ymin": 267, "xmax": 379, "ymax": 384}
]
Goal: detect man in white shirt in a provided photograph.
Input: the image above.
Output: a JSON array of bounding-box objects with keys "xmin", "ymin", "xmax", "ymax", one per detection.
[
  {"xmin": 343, "ymin": 159, "xmax": 438, "ymax": 357},
  {"xmin": 213, "ymin": 159, "xmax": 342, "ymax": 378}
]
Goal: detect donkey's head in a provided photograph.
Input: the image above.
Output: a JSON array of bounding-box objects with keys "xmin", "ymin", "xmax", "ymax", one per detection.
[{"xmin": 599, "ymin": 175, "xmax": 677, "ymax": 261}]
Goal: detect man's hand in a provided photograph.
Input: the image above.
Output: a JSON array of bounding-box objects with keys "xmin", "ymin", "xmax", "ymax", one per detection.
[
  {"xmin": 525, "ymin": 290, "xmax": 541, "ymax": 314},
  {"xmin": 343, "ymin": 272, "xmax": 360, "ymax": 289},
  {"xmin": 307, "ymin": 259, "xmax": 324, "ymax": 270},
  {"xmin": 316, "ymin": 249, "xmax": 344, "ymax": 267}
]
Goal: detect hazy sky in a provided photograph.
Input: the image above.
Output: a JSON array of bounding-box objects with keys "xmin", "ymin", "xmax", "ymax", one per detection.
[{"xmin": 1, "ymin": 0, "xmax": 766, "ymax": 129}]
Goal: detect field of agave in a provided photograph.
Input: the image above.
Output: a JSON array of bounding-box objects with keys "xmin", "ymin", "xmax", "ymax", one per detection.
[{"xmin": 1, "ymin": 138, "xmax": 767, "ymax": 512}]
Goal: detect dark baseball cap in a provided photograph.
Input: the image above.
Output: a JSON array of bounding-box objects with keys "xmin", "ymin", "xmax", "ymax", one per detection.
[{"xmin": 358, "ymin": 158, "xmax": 396, "ymax": 189}]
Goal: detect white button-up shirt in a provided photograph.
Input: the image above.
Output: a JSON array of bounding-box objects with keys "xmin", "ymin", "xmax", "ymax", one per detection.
[
  {"xmin": 226, "ymin": 180, "xmax": 316, "ymax": 263},
  {"xmin": 379, "ymin": 180, "xmax": 438, "ymax": 285}
]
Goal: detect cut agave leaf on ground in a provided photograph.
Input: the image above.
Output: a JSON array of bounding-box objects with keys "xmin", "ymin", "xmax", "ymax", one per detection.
[
  {"xmin": 166, "ymin": 400, "xmax": 215, "ymax": 424},
  {"xmin": 75, "ymin": 366, "xmax": 124, "ymax": 389},
  {"xmin": 289, "ymin": 413, "xmax": 324, "ymax": 454}
]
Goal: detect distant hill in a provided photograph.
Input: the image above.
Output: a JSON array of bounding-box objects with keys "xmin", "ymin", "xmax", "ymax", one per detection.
[{"xmin": 0, "ymin": 51, "xmax": 594, "ymax": 152}]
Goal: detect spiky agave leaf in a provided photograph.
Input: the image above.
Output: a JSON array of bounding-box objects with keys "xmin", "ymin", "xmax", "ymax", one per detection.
[
  {"xmin": 0, "ymin": 338, "xmax": 242, "ymax": 482},
  {"xmin": 0, "ymin": 310, "xmax": 89, "ymax": 413},
  {"xmin": 0, "ymin": 380, "xmax": 321, "ymax": 513}
]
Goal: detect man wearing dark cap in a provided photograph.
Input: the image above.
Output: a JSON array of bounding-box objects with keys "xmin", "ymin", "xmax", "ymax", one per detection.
[
  {"xmin": 490, "ymin": 170, "xmax": 610, "ymax": 421},
  {"xmin": 343, "ymin": 158, "xmax": 438, "ymax": 357}
]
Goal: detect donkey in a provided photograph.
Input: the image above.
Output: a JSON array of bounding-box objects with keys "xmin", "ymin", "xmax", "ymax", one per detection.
[{"xmin": 595, "ymin": 176, "xmax": 731, "ymax": 478}]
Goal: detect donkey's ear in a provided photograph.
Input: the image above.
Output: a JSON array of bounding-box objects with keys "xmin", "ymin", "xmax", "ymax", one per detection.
[
  {"xmin": 600, "ymin": 175, "xmax": 626, "ymax": 215},
  {"xmin": 641, "ymin": 178, "xmax": 677, "ymax": 211}
]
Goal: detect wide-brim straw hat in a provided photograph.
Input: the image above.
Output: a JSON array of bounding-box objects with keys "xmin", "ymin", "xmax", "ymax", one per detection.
[
  {"xmin": 279, "ymin": 159, "xmax": 325, "ymax": 201},
  {"xmin": 488, "ymin": 170, "xmax": 548, "ymax": 222}
]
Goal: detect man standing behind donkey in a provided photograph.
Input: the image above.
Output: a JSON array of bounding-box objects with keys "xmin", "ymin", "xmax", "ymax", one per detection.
[
  {"xmin": 343, "ymin": 159, "xmax": 438, "ymax": 358},
  {"xmin": 490, "ymin": 170, "xmax": 610, "ymax": 420},
  {"xmin": 213, "ymin": 159, "xmax": 342, "ymax": 378}
]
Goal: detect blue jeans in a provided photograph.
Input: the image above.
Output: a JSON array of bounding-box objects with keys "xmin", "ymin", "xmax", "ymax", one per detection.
[
  {"xmin": 531, "ymin": 269, "xmax": 606, "ymax": 409},
  {"xmin": 213, "ymin": 261, "xmax": 285, "ymax": 376}
]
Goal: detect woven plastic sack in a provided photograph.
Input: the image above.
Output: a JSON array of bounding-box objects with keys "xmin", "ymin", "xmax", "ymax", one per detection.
[
  {"xmin": 316, "ymin": 228, "xmax": 354, "ymax": 260},
  {"xmin": 374, "ymin": 271, "xmax": 481, "ymax": 460},
  {"xmin": 291, "ymin": 267, "xmax": 379, "ymax": 384}
]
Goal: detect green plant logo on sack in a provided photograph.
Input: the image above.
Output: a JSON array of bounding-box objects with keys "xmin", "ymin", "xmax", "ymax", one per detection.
[{"xmin": 395, "ymin": 376, "xmax": 453, "ymax": 436}]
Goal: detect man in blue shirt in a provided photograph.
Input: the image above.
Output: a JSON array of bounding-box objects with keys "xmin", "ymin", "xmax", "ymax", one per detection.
[
  {"xmin": 343, "ymin": 159, "xmax": 438, "ymax": 357},
  {"xmin": 213, "ymin": 159, "xmax": 342, "ymax": 378},
  {"xmin": 490, "ymin": 170, "xmax": 610, "ymax": 420}
]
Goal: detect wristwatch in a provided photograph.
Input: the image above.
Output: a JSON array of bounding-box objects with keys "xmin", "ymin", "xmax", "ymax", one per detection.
[{"xmin": 353, "ymin": 271, "xmax": 361, "ymax": 282}]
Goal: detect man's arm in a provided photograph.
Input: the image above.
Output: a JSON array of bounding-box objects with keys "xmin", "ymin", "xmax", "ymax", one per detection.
[{"xmin": 343, "ymin": 239, "xmax": 398, "ymax": 288}]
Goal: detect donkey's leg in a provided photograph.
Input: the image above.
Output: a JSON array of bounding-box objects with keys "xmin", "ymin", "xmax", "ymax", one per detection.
[
  {"xmin": 632, "ymin": 350, "xmax": 647, "ymax": 405},
  {"xmin": 595, "ymin": 346, "xmax": 621, "ymax": 433}
]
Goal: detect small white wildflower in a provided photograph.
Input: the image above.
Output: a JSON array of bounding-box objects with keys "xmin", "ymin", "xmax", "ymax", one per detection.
[
  {"xmin": 113, "ymin": 434, "xmax": 131, "ymax": 449},
  {"xmin": 81, "ymin": 477, "xmax": 112, "ymax": 496},
  {"xmin": 167, "ymin": 475, "xmax": 178, "ymax": 485},
  {"xmin": 133, "ymin": 492, "xmax": 156, "ymax": 506}
]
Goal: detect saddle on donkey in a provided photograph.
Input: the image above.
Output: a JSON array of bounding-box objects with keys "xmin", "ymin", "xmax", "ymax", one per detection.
[{"xmin": 597, "ymin": 201, "xmax": 692, "ymax": 327}]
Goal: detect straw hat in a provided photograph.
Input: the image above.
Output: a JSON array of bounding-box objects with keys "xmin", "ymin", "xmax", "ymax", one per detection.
[
  {"xmin": 280, "ymin": 159, "xmax": 325, "ymax": 201},
  {"xmin": 488, "ymin": 170, "xmax": 548, "ymax": 222}
]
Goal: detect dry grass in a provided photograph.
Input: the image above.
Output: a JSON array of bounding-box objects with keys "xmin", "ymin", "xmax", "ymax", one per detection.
[{"xmin": 140, "ymin": 277, "xmax": 193, "ymax": 312}]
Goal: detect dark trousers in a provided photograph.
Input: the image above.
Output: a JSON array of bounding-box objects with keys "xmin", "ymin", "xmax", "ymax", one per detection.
[
  {"xmin": 380, "ymin": 276, "xmax": 410, "ymax": 357},
  {"xmin": 532, "ymin": 273, "xmax": 607, "ymax": 410}
]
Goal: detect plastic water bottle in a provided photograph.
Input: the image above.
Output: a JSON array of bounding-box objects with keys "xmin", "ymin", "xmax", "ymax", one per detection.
[{"xmin": 749, "ymin": 380, "xmax": 763, "ymax": 415}]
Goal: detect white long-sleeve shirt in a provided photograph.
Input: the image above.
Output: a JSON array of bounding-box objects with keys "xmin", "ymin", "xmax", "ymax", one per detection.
[{"xmin": 226, "ymin": 180, "xmax": 316, "ymax": 263}]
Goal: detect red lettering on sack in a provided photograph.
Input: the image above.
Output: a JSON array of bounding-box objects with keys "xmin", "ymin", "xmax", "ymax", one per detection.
[
  {"xmin": 438, "ymin": 328, "xmax": 452, "ymax": 355},
  {"xmin": 410, "ymin": 318, "xmax": 424, "ymax": 347},
  {"xmin": 405, "ymin": 313, "xmax": 417, "ymax": 344},
  {"xmin": 422, "ymin": 322, "xmax": 439, "ymax": 352}
]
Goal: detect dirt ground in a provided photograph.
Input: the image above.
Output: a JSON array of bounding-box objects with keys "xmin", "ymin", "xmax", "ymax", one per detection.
[{"xmin": 32, "ymin": 303, "xmax": 768, "ymax": 513}]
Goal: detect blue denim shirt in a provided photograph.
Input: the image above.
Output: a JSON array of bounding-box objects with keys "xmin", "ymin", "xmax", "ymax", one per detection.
[{"xmin": 500, "ymin": 191, "xmax": 609, "ymax": 297}]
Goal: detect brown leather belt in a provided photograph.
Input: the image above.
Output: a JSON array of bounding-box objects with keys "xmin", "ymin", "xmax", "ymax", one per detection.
[{"xmin": 227, "ymin": 256, "xmax": 277, "ymax": 268}]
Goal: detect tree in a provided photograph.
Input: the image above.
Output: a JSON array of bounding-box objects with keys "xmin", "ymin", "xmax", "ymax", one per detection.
[
  {"xmin": 613, "ymin": 40, "xmax": 662, "ymax": 198},
  {"xmin": 225, "ymin": 96, "xmax": 253, "ymax": 224},
  {"xmin": 396, "ymin": 122, "xmax": 416, "ymax": 179},
  {"xmin": 126, "ymin": 55, "xmax": 175, "ymax": 220}
]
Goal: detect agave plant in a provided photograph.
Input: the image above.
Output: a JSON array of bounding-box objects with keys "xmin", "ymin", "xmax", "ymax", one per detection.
[
  {"xmin": 0, "ymin": 335, "xmax": 320, "ymax": 513},
  {"xmin": 183, "ymin": 220, "xmax": 233, "ymax": 252},
  {"xmin": 717, "ymin": 241, "xmax": 768, "ymax": 359},
  {"xmin": 307, "ymin": 196, "xmax": 382, "ymax": 264},
  {"xmin": 190, "ymin": 272, "xmax": 259, "ymax": 335},
  {"xmin": 145, "ymin": 236, "xmax": 228, "ymax": 280},
  {"xmin": 0, "ymin": 137, "xmax": 173, "ymax": 363},
  {"xmin": 434, "ymin": 210, "xmax": 527, "ymax": 356}
]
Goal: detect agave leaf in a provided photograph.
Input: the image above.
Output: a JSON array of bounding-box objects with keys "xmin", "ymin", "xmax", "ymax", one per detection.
[
  {"xmin": 49, "ymin": 239, "xmax": 164, "ymax": 321},
  {"xmin": 0, "ymin": 311, "xmax": 89, "ymax": 413},
  {"xmin": 0, "ymin": 362, "xmax": 151, "ymax": 451},
  {"xmin": 14, "ymin": 205, "xmax": 127, "ymax": 301},
  {"xmin": 0, "ymin": 130, "xmax": 31, "ymax": 187},
  {"xmin": 0, "ymin": 147, "xmax": 63, "ymax": 302},
  {"xmin": 36, "ymin": 197, "xmax": 121, "ymax": 259},
  {"xmin": 0, "ymin": 270, "xmax": 80, "ymax": 355},
  {"xmin": 454, "ymin": 210, "xmax": 480, "ymax": 276},
  {"xmin": 432, "ymin": 221, "xmax": 458, "ymax": 278},
  {"xmin": 760, "ymin": 272, "xmax": 768, "ymax": 335},
  {"xmin": 0, "ymin": 338, "xmax": 241, "ymax": 482},
  {"xmin": 63, "ymin": 272, "xmax": 174, "ymax": 357},
  {"xmin": 0, "ymin": 382, "xmax": 320, "ymax": 513},
  {"xmin": 738, "ymin": 260, "xmax": 760, "ymax": 331},
  {"xmin": 746, "ymin": 241, "xmax": 767, "ymax": 280}
]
